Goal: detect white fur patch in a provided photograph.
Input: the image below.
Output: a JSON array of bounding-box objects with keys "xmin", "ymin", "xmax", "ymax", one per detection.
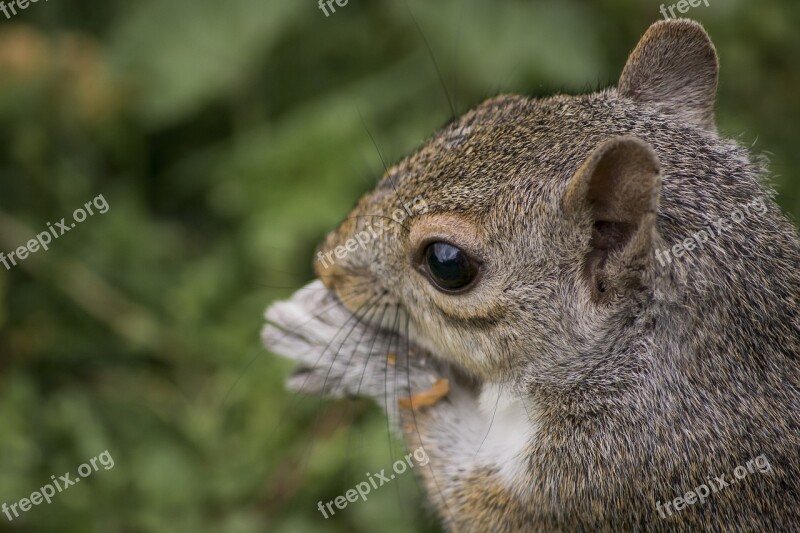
[{"xmin": 475, "ymin": 382, "xmax": 538, "ymax": 485}]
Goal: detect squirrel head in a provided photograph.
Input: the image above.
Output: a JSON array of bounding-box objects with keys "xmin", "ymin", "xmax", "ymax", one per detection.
[{"xmin": 313, "ymin": 20, "xmax": 721, "ymax": 383}]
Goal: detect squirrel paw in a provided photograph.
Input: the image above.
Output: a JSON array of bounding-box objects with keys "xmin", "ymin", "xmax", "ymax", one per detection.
[{"xmin": 262, "ymin": 280, "xmax": 447, "ymax": 422}]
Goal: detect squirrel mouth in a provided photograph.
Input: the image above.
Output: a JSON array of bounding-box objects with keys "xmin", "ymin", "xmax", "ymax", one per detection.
[{"xmin": 262, "ymin": 279, "xmax": 451, "ymax": 408}]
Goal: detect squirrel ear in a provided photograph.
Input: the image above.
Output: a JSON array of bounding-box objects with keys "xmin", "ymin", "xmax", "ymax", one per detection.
[
  {"xmin": 618, "ymin": 19, "xmax": 719, "ymax": 131},
  {"xmin": 564, "ymin": 136, "xmax": 661, "ymax": 302}
]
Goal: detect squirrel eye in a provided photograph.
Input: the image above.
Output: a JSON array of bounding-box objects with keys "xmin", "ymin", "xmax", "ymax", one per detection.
[{"xmin": 422, "ymin": 242, "xmax": 478, "ymax": 292}]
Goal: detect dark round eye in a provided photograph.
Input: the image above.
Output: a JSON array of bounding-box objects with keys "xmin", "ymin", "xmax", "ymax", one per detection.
[{"xmin": 423, "ymin": 242, "xmax": 478, "ymax": 292}]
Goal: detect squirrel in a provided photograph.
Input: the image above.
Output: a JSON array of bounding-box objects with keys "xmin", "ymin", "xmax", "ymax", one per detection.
[{"xmin": 262, "ymin": 19, "xmax": 800, "ymax": 531}]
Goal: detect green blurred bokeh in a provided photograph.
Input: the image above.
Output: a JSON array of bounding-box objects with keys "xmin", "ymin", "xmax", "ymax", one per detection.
[{"xmin": 0, "ymin": 0, "xmax": 798, "ymax": 531}]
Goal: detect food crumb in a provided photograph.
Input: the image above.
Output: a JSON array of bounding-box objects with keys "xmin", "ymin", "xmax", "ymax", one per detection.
[{"xmin": 399, "ymin": 378, "xmax": 450, "ymax": 409}]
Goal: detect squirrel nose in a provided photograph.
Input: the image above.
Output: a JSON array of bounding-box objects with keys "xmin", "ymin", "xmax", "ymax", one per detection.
[
  {"xmin": 314, "ymin": 246, "xmax": 375, "ymax": 313},
  {"xmin": 314, "ymin": 252, "xmax": 341, "ymax": 292},
  {"xmin": 314, "ymin": 231, "xmax": 348, "ymax": 291}
]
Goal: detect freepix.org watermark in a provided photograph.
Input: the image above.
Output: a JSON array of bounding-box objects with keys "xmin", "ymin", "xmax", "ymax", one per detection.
[
  {"xmin": 0, "ymin": 194, "xmax": 109, "ymax": 271},
  {"xmin": 655, "ymin": 196, "xmax": 767, "ymax": 267},
  {"xmin": 2, "ymin": 450, "xmax": 115, "ymax": 522},
  {"xmin": 316, "ymin": 195, "xmax": 428, "ymax": 270},
  {"xmin": 0, "ymin": 0, "xmax": 48, "ymax": 21},
  {"xmin": 656, "ymin": 454, "xmax": 772, "ymax": 519},
  {"xmin": 659, "ymin": 0, "xmax": 710, "ymax": 20},
  {"xmin": 318, "ymin": 0, "xmax": 348, "ymax": 17},
  {"xmin": 317, "ymin": 446, "xmax": 430, "ymax": 519}
]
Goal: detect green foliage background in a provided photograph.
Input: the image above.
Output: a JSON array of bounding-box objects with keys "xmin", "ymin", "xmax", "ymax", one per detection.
[{"xmin": 0, "ymin": 0, "xmax": 797, "ymax": 531}]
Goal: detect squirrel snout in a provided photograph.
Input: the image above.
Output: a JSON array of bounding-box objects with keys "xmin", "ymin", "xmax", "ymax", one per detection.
[{"xmin": 313, "ymin": 247, "xmax": 377, "ymax": 314}]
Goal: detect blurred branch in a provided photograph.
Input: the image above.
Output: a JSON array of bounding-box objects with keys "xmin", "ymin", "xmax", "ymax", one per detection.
[{"xmin": 0, "ymin": 210, "xmax": 165, "ymax": 351}]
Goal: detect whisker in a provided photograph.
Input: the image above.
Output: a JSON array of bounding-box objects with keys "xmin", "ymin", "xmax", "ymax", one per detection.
[
  {"xmin": 220, "ymin": 294, "xmax": 364, "ymax": 405},
  {"xmin": 259, "ymin": 279, "xmax": 374, "ymax": 292},
  {"xmin": 329, "ymin": 301, "xmax": 384, "ymax": 488},
  {"xmin": 404, "ymin": 0, "xmax": 456, "ymax": 119},
  {"xmin": 475, "ymin": 379, "xmax": 502, "ymax": 456},
  {"xmin": 255, "ymin": 289, "xmax": 384, "ymax": 475},
  {"xmin": 337, "ymin": 214, "xmax": 412, "ymax": 234},
  {"xmin": 298, "ymin": 292, "xmax": 387, "ymax": 476},
  {"xmin": 292, "ymin": 291, "xmax": 385, "ymax": 397},
  {"xmin": 499, "ymin": 346, "xmax": 538, "ymax": 429},
  {"xmin": 223, "ymin": 286, "xmax": 373, "ymax": 407},
  {"xmin": 384, "ymin": 305, "xmax": 405, "ymax": 513},
  {"xmin": 355, "ymin": 303, "xmax": 391, "ymax": 398},
  {"xmin": 450, "ymin": 0, "xmax": 468, "ymax": 114},
  {"xmin": 357, "ymin": 109, "xmax": 413, "ymax": 223},
  {"xmin": 332, "ymin": 301, "xmax": 384, "ymax": 399},
  {"xmin": 403, "ymin": 319, "xmax": 459, "ymax": 527}
]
